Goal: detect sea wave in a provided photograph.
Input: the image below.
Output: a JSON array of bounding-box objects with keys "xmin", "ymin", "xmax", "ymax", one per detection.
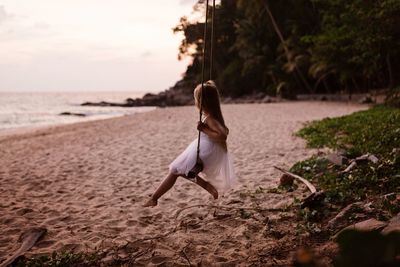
[{"xmin": 0, "ymin": 92, "xmax": 155, "ymax": 130}]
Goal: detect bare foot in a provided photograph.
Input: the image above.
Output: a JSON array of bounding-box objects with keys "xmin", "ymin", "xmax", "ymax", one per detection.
[
  {"xmin": 204, "ymin": 182, "xmax": 219, "ymax": 199},
  {"xmin": 194, "ymin": 176, "xmax": 219, "ymax": 199},
  {"xmin": 143, "ymin": 198, "xmax": 158, "ymax": 207}
]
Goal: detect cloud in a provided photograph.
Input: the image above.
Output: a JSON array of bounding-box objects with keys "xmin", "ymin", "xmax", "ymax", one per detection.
[
  {"xmin": 140, "ymin": 50, "xmax": 153, "ymax": 58},
  {"xmin": 34, "ymin": 21, "xmax": 51, "ymax": 30},
  {"xmin": 0, "ymin": 5, "xmax": 13, "ymax": 24},
  {"xmin": 179, "ymin": 0, "xmax": 196, "ymax": 6},
  {"xmin": 0, "ymin": 7, "xmax": 53, "ymax": 42}
]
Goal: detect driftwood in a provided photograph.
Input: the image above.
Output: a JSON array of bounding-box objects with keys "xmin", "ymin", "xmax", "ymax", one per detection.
[
  {"xmin": 342, "ymin": 153, "xmax": 379, "ymax": 173},
  {"xmin": 325, "ymin": 153, "xmax": 348, "ymax": 166},
  {"xmin": 354, "ymin": 153, "xmax": 379, "ymax": 164},
  {"xmin": 273, "ymin": 166, "xmax": 316, "ymax": 193},
  {"xmin": 0, "ymin": 227, "xmax": 47, "ymax": 267},
  {"xmin": 343, "ymin": 161, "xmax": 357, "ymax": 173},
  {"xmin": 274, "ymin": 166, "xmax": 325, "ymax": 209}
]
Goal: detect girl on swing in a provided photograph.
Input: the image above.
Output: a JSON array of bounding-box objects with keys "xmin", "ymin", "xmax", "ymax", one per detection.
[{"xmin": 144, "ymin": 80, "xmax": 236, "ymax": 207}]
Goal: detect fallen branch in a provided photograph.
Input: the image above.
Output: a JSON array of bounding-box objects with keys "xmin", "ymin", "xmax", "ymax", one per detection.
[
  {"xmin": 343, "ymin": 161, "xmax": 357, "ymax": 173},
  {"xmin": 179, "ymin": 242, "xmax": 193, "ymax": 267},
  {"xmin": 327, "ymin": 202, "xmax": 366, "ymax": 230},
  {"xmin": 274, "ymin": 166, "xmax": 326, "ymax": 209},
  {"xmin": 0, "ymin": 227, "xmax": 47, "ymax": 267},
  {"xmin": 342, "ymin": 153, "xmax": 379, "ymax": 173},
  {"xmin": 273, "ymin": 166, "xmax": 316, "ymax": 193}
]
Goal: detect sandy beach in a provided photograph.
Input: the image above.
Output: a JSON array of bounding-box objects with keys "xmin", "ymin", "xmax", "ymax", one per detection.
[{"xmin": 0, "ymin": 102, "xmax": 367, "ymax": 265}]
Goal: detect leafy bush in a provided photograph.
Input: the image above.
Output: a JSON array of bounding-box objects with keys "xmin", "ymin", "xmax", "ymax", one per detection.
[{"xmin": 292, "ymin": 106, "xmax": 400, "ymax": 209}]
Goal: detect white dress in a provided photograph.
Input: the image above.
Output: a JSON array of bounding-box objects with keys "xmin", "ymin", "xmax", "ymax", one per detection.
[{"xmin": 169, "ymin": 116, "xmax": 236, "ymax": 193}]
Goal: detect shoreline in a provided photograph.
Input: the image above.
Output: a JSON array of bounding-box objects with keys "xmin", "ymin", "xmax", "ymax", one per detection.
[
  {"xmin": 0, "ymin": 107, "xmax": 158, "ymax": 142},
  {"xmin": 0, "ymin": 99, "xmax": 370, "ymax": 141}
]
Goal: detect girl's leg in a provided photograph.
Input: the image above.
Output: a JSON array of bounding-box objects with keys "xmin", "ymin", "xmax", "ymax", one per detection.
[
  {"xmin": 143, "ymin": 172, "xmax": 179, "ymax": 207},
  {"xmin": 194, "ymin": 176, "xmax": 218, "ymax": 199}
]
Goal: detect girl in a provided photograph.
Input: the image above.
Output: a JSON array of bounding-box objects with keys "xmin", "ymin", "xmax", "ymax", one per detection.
[{"xmin": 143, "ymin": 80, "xmax": 236, "ymax": 207}]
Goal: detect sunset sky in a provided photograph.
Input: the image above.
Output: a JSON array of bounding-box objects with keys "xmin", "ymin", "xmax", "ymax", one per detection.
[{"xmin": 0, "ymin": 0, "xmax": 199, "ymax": 92}]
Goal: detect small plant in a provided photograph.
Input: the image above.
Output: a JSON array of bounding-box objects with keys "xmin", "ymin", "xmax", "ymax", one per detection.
[
  {"xmin": 15, "ymin": 251, "xmax": 101, "ymax": 267},
  {"xmin": 239, "ymin": 209, "xmax": 253, "ymax": 219}
]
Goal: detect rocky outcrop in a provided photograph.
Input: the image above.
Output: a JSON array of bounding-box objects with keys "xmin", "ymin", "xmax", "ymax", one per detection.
[
  {"xmin": 80, "ymin": 79, "xmax": 280, "ymax": 108},
  {"xmin": 222, "ymin": 92, "xmax": 278, "ymax": 104},
  {"xmin": 59, "ymin": 112, "xmax": 87, "ymax": 117},
  {"xmin": 81, "ymin": 79, "xmax": 196, "ymax": 107}
]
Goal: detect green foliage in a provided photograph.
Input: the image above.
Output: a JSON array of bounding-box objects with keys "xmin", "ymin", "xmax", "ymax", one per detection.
[
  {"xmin": 239, "ymin": 209, "xmax": 252, "ymax": 219},
  {"xmin": 386, "ymin": 86, "xmax": 400, "ymax": 107},
  {"xmin": 292, "ymin": 106, "xmax": 400, "ymax": 208},
  {"xmin": 297, "ymin": 105, "xmax": 400, "ymax": 156},
  {"xmin": 174, "ymin": 0, "xmax": 400, "ymax": 97},
  {"xmin": 15, "ymin": 251, "xmax": 100, "ymax": 267},
  {"xmin": 306, "ymin": 0, "xmax": 400, "ymax": 86}
]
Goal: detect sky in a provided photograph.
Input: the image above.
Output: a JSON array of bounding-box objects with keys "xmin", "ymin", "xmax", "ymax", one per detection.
[{"xmin": 0, "ymin": 0, "xmax": 198, "ymax": 92}]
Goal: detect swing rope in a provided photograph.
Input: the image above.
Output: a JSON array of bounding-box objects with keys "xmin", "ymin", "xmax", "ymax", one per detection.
[
  {"xmin": 189, "ymin": 0, "xmax": 216, "ymax": 179},
  {"xmin": 209, "ymin": 0, "xmax": 215, "ymax": 80}
]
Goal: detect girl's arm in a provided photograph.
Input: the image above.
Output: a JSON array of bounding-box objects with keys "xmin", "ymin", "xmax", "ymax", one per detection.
[{"xmin": 198, "ymin": 117, "xmax": 228, "ymax": 142}]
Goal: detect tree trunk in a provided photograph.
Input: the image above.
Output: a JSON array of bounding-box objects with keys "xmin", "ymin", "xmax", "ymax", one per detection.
[
  {"xmin": 351, "ymin": 78, "xmax": 360, "ymax": 93},
  {"xmin": 386, "ymin": 52, "xmax": 394, "ymax": 89},
  {"xmin": 323, "ymin": 78, "xmax": 331, "ymax": 94},
  {"xmin": 263, "ymin": 1, "xmax": 313, "ymax": 94}
]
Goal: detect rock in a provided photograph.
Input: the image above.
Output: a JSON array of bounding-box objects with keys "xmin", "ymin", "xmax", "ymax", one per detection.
[
  {"xmin": 347, "ymin": 218, "xmax": 387, "ymax": 232},
  {"xmin": 81, "ymin": 101, "xmax": 115, "ymax": 107},
  {"xmin": 325, "ymin": 153, "xmax": 348, "ymax": 166},
  {"xmin": 279, "ymin": 174, "xmax": 294, "ymax": 187},
  {"xmin": 293, "ymin": 247, "xmax": 315, "ymax": 266},
  {"xmin": 381, "ymin": 213, "xmax": 400, "ymax": 235},
  {"xmin": 328, "ymin": 202, "xmax": 366, "ymax": 229},
  {"xmin": 335, "ymin": 218, "xmax": 388, "ymax": 240},
  {"xmin": 80, "ymin": 76, "xmax": 283, "ymax": 107},
  {"xmin": 359, "ymin": 95, "xmax": 375, "ymax": 104},
  {"xmin": 335, "ymin": 230, "xmax": 400, "ymax": 266},
  {"xmin": 301, "ymin": 191, "xmax": 325, "ymax": 209},
  {"xmin": 262, "ymin": 95, "xmax": 274, "ymax": 103},
  {"xmin": 59, "ymin": 112, "xmax": 86, "ymax": 117}
]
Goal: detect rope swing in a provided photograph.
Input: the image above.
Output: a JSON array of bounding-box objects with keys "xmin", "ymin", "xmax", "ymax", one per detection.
[{"xmin": 187, "ymin": 0, "xmax": 216, "ymax": 179}]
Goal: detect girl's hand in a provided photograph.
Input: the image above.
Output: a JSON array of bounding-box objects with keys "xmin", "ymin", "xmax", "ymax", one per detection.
[{"xmin": 197, "ymin": 121, "xmax": 206, "ymax": 131}]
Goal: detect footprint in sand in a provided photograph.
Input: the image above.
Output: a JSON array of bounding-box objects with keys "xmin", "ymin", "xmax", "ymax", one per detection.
[
  {"xmin": 126, "ymin": 220, "xmax": 137, "ymax": 227},
  {"xmin": 16, "ymin": 208, "xmax": 34, "ymax": 216},
  {"xmin": 150, "ymin": 256, "xmax": 168, "ymax": 265},
  {"xmin": 36, "ymin": 240, "xmax": 56, "ymax": 248}
]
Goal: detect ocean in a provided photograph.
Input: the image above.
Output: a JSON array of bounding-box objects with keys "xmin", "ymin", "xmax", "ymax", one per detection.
[{"xmin": 0, "ymin": 92, "xmax": 156, "ymax": 131}]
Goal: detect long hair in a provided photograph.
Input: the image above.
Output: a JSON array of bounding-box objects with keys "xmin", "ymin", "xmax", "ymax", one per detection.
[{"xmin": 194, "ymin": 80, "xmax": 228, "ymax": 131}]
